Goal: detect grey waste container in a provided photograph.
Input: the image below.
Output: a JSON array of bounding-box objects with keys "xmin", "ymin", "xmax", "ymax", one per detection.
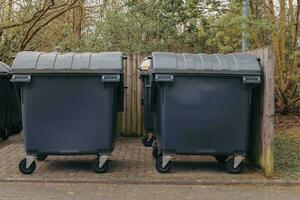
[
  {"xmin": 6, "ymin": 62, "xmax": 22, "ymax": 135},
  {"xmin": 144, "ymin": 52, "xmax": 261, "ymax": 174},
  {"xmin": 139, "ymin": 58, "xmax": 155, "ymax": 147},
  {"xmin": 0, "ymin": 62, "xmax": 22, "ymax": 140},
  {"xmin": 11, "ymin": 51, "xmax": 125, "ymax": 174}
]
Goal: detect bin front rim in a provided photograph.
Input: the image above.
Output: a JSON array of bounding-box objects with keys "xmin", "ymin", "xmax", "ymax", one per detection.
[
  {"xmin": 11, "ymin": 70, "xmax": 123, "ymax": 75},
  {"xmin": 149, "ymin": 69, "xmax": 261, "ymax": 76}
]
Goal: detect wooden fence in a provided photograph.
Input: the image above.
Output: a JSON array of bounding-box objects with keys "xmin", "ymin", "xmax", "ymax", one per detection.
[
  {"xmin": 117, "ymin": 48, "xmax": 275, "ymax": 177},
  {"xmin": 117, "ymin": 54, "xmax": 148, "ymax": 137}
]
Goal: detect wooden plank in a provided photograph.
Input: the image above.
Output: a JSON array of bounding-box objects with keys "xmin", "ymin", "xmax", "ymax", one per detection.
[
  {"xmin": 261, "ymin": 48, "xmax": 275, "ymax": 177},
  {"xmin": 125, "ymin": 55, "xmax": 132, "ymax": 136},
  {"xmin": 137, "ymin": 54, "xmax": 143, "ymax": 136},
  {"xmin": 140, "ymin": 53, "xmax": 148, "ymax": 136},
  {"xmin": 131, "ymin": 54, "xmax": 138, "ymax": 136},
  {"xmin": 121, "ymin": 57, "xmax": 127, "ymax": 135}
]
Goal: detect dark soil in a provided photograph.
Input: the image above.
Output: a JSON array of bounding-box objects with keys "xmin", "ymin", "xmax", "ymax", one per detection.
[{"xmin": 275, "ymin": 114, "xmax": 300, "ymax": 131}]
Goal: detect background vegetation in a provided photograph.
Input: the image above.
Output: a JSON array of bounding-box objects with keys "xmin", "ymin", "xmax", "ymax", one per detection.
[{"xmin": 0, "ymin": 0, "xmax": 299, "ymax": 113}]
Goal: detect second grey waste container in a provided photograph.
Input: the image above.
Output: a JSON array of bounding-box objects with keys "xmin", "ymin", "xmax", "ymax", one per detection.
[
  {"xmin": 0, "ymin": 62, "xmax": 22, "ymax": 140},
  {"xmin": 12, "ymin": 51, "xmax": 124, "ymax": 174},
  {"xmin": 6, "ymin": 85, "xmax": 22, "ymax": 134},
  {"xmin": 145, "ymin": 52, "xmax": 261, "ymax": 174},
  {"xmin": 0, "ymin": 62, "xmax": 10, "ymax": 140},
  {"xmin": 139, "ymin": 58, "xmax": 155, "ymax": 147}
]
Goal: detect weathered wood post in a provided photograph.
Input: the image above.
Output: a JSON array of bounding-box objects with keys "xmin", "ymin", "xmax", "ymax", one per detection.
[{"xmin": 247, "ymin": 47, "xmax": 275, "ymax": 177}]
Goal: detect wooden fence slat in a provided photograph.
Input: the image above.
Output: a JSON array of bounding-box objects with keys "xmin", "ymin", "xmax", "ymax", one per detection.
[
  {"xmin": 137, "ymin": 54, "xmax": 143, "ymax": 136},
  {"xmin": 131, "ymin": 54, "xmax": 137, "ymax": 136},
  {"xmin": 125, "ymin": 55, "xmax": 132, "ymax": 136},
  {"xmin": 121, "ymin": 58, "xmax": 127, "ymax": 135}
]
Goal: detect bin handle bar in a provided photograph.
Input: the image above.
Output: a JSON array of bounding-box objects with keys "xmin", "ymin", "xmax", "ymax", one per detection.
[
  {"xmin": 102, "ymin": 74, "xmax": 120, "ymax": 82},
  {"xmin": 11, "ymin": 75, "xmax": 31, "ymax": 83},
  {"xmin": 155, "ymin": 74, "xmax": 174, "ymax": 82},
  {"xmin": 242, "ymin": 76, "xmax": 261, "ymax": 84}
]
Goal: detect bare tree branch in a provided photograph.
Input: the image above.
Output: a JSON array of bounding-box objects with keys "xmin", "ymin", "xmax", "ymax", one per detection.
[{"xmin": 20, "ymin": 0, "xmax": 79, "ymax": 50}]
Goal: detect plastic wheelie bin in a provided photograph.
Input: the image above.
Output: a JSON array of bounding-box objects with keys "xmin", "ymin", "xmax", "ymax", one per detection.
[
  {"xmin": 0, "ymin": 62, "xmax": 10, "ymax": 140},
  {"xmin": 0, "ymin": 62, "xmax": 22, "ymax": 140},
  {"xmin": 139, "ymin": 58, "xmax": 155, "ymax": 147},
  {"xmin": 7, "ymin": 73, "xmax": 22, "ymax": 135},
  {"xmin": 143, "ymin": 52, "xmax": 261, "ymax": 174},
  {"xmin": 11, "ymin": 51, "xmax": 125, "ymax": 174}
]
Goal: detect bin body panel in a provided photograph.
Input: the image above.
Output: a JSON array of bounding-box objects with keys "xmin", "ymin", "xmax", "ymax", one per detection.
[
  {"xmin": 21, "ymin": 75, "xmax": 118, "ymax": 155},
  {"xmin": 0, "ymin": 77, "xmax": 9, "ymax": 131},
  {"xmin": 0, "ymin": 62, "xmax": 22, "ymax": 133},
  {"xmin": 7, "ymin": 83, "xmax": 22, "ymax": 131},
  {"xmin": 141, "ymin": 75, "xmax": 153, "ymax": 131},
  {"xmin": 154, "ymin": 75, "xmax": 251, "ymax": 155}
]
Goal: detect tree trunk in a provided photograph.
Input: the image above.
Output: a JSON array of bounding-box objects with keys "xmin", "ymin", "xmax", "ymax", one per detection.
[
  {"xmin": 278, "ymin": 0, "xmax": 286, "ymax": 72},
  {"xmin": 73, "ymin": 0, "xmax": 84, "ymax": 39}
]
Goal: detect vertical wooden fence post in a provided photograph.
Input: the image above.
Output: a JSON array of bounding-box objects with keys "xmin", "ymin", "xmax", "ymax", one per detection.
[
  {"xmin": 261, "ymin": 48, "xmax": 275, "ymax": 177},
  {"xmin": 137, "ymin": 54, "xmax": 143, "ymax": 136},
  {"xmin": 246, "ymin": 47, "xmax": 275, "ymax": 177}
]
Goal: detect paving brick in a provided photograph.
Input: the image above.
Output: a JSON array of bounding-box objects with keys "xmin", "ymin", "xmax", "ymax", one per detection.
[{"xmin": 0, "ymin": 134, "xmax": 266, "ymax": 183}]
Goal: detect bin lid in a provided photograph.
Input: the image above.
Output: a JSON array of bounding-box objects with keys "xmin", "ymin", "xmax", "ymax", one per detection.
[
  {"xmin": 151, "ymin": 52, "xmax": 261, "ymax": 75},
  {"xmin": 12, "ymin": 51, "xmax": 123, "ymax": 74},
  {"xmin": 0, "ymin": 62, "xmax": 10, "ymax": 74}
]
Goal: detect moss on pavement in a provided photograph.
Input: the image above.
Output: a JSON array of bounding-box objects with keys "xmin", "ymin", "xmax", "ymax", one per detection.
[{"xmin": 274, "ymin": 127, "xmax": 300, "ymax": 179}]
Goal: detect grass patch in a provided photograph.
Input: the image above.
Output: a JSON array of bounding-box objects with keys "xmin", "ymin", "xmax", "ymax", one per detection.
[{"xmin": 274, "ymin": 128, "xmax": 300, "ymax": 179}]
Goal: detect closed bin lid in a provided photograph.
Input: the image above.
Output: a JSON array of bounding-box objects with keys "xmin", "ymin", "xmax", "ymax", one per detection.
[
  {"xmin": 0, "ymin": 62, "xmax": 10, "ymax": 74},
  {"xmin": 152, "ymin": 52, "xmax": 261, "ymax": 75},
  {"xmin": 12, "ymin": 51, "xmax": 123, "ymax": 74}
]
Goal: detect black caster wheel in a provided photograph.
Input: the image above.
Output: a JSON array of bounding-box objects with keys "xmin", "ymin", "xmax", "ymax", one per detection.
[
  {"xmin": 0, "ymin": 130, "xmax": 9, "ymax": 141},
  {"xmin": 93, "ymin": 158, "xmax": 110, "ymax": 173},
  {"xmin": 152, "ymin": 146, "xmax": 159, "ymax": 159},
  {"xmin": 36, "ymin": 154, "xmax": 48, "ymax": 161},
  {"xmin": 155, "ymin": 156, "xmax": 171, "ymax": 173},
  {"xmin": 225, "ymin": 157, "xmax": 243, "ymax": 174},
  {"xmin": 19, "ymin": 158, "xmax": 36, "ymax": 175},
  {"xmin": 142, "ymin": 135, "xmax": 154, "ymax": 147},
  {"xmin": 214, "ymin": 155, "xmax": 228, "ymax": 163}
]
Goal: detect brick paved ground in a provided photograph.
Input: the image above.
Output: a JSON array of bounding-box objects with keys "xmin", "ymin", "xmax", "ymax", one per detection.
[{"xmin": 0, "ymin": 134, "xmax": 267, "ymax": 184}]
